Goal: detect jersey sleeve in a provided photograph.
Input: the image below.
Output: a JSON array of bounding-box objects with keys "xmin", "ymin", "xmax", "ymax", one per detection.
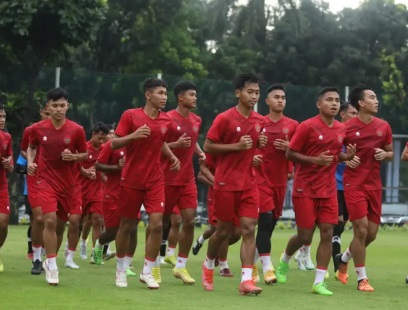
[
  {"xmin": 21, "ymin": 127, "xmax": 31, "ymax": 151},
  {"xmin": 29, "ymin": 126, "xmax": 39, "ymax": 147},
  {"xmin": 288, "ymin": 122, "xmax": 308, "ymax": 152},
  {"xmin": 5, "ymin": 134, "xmax": 12, "ymax": 158},
  {"xmin": 289, "ymin": 122, "xmax": 299, "ymax": 140},
  {"xmin": 206, "ymin": 114, "xmax": 225, "ymax": 143},
  {"xmin": 75, "ymin": 128, "xmax": 88, "ymax": 153},
  {"xmin": 97, "ymin": 142, "xmax": 112, "ymax": 164},
  {"xmin": 115, "ymin": 110, "xmax": 132, "ymax": 137},
  {"xmin": 287, "ymin": 161, "xmax": 294, "ymax": 173},
  {"xmin": 384, "ymin": 123, "xmax": 393, "ymax": 146}
]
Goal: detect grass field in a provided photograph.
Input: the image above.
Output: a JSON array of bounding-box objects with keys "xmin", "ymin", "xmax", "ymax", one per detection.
[{"xmin": 0, "ymin": 225, "xmax": 407, "ymax": 310}]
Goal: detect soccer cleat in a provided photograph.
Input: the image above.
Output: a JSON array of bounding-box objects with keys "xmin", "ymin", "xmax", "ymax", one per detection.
[
  {"xmin": 219, "ymin": 268, "xmax": 234, "ymax": 277},
  {"xmin": 26, "ymin": 253, "xmax": 33, "ymax": 260},
  {"xmin": 126, "ymin": 268, "xmax": 136, "ymax": 276},
  {"xmin": 43, "ymin": 260, "xmax": 59, "ymax": 286},
  {"xmin": 303, "ymin": 255, "xmax": 315, "ymax": 270},
  {"xmin": 31, "ymin": 259, "xmax": 42, "ymax": 275},
  {"xmin": 65, "ymin": 260, "xmax": 79, "ymax": 269},
  {"xmin": 173, "ymin": 267, "xmax": 195, "ymax": 285},
  {"xmin": 252, "ymin": 265, "xmax": 260, "ymax": 283},
  {"xmin": 116, "ymin": 269, "xmax": 127, "ymax": 287},
  {"xmin": 297, "ymin": 258, "xmax": 307, "ymax": 270},
  {"xmin": 325, "ymin": 271, "xmax": 330, "ymax": 279},
  {"xmin": 93, "ymin": 247, "xmax": 103, "ymax": 265},
  {"xmin": 79, "ymin": 244, "xmax": 87, "ymax": 260},
  {"xmin": 104, "ymin": 251, "xmax": 116, "ymax": 261},
  {"xmin": 159, "ymin": 256, "xmax": 165, "ymax": 265},
  {"xmin": 276, "ymin": 256, "xmax": 289, "ymax": 284},
  {"xmin": 140, "ymin": 273, "xmax": 160, "ymax": 289},
  {"xmin": 0, "ymin": 256, "xmax": 4, "ymax": 272},
  {"xmin": 311, "ymin": 282, "xmax": 333, "ymax": 296},
  {"xmin": 238, "ymin": 280, "xmax": 263, "ymax": 296},
  {"xmin": 201, "ymin": 264, "xmax": 214, "ymax": 292},
  {"xmin": 294, "ymin": 250, "xmax": 306, "ymax": 270},
  {"xmin": 164, "ymin": 255, "xmax": 176, "ymax": 267},
  {"xmin": 406, "ymin": 275, "xmax": 408, "ymax": 284},
  {"xmin": 152, "ymin": 266, "xmax": 162, "ymax": 283},
  {"xmin": 264, "ymin": 269, "xmax": 277, "ymax": 284},
  {"xmin": 334, "ymin": 254, "xmax": 349, "ymax": 284},
  {"xmin": 357, "ymin": 279, "xmax": 374, "ymax": 292},
  {"xmin": 192, "ymin": 239, "xmax": 203, "ymax": 255}
]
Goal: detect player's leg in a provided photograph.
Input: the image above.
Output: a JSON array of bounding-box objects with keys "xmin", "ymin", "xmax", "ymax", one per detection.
[
  {"xmin": 90, "ymin": 211, "xmax": 104, "ymax": 264},
  {"xmin": 0, "ymin": 212, "xmax": 9, "ymax": 273},
  {"xmin": 159, "ymin": 218, "xmax": 170, "ymax": 262},
  {"xmin": 165, "ymin": 212, "xmax": 181, "ymax": 266},
  {"xmin": 42, "ymin": 211, "xmax": 60, "ymax": 285},
  {"xmin": 217, "ymin": 224, "xmax": 240, "ymax": 277},
  {"xmin": 25, "ymin": 196, "xmax": 33, "ymax": 259},
  {"xmin": 79, "ymin": 213, "xmax": 91, "ymax": 259},
  {"xmin": 65, "ymin": 214, "xmax": 81, "ymax": 269},
  {"xmin": 125, "ymin": 224, "xmax": 138, "ymax": 276},
  {"xmin": 30, "ymin": 206, "xmax": 44, "ymax": 274},
  {"xmin": 332, "ymin": 190, "xmax": 346, "ymax": 272},
  {"xmin": 193, "ymin": 189, "xmax": 216, "ymax": 255}
]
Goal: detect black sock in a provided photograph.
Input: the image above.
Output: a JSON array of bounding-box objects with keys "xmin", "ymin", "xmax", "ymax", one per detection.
[
  {"xmin": 103, "ymin": 244, "xmax": 109, "ymax": 255},
  {"xmin": 27, "ymin": 226, "xmax": 32, "ymax": 254},
  {"xmin": 160, "ymin": 241, "xmax": 167, "ymax": 257}
]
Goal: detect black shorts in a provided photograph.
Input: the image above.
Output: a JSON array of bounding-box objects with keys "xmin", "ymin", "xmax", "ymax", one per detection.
[
  {"xmin": 24, "ymin": 195, "xmax": 32, "ymax": 215},
  {"xmin": 337, "ymin": 190, "xmax": 349, "ymax": 222}
]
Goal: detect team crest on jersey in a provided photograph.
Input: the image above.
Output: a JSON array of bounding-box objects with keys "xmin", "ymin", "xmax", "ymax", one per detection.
[
  {"xmin": 161, "ymin": 126, "xmax": 168, "ymax": 134},
  {"xmin": 283, "ymin": 128, "xmax": 289, "ymax": 134},
  {"xmin": 376, "ymin": 129, "xmax": 383, "ymax": 137},
  {"xmin": 64, "ymin": 137, "xmax": 71, "ymax": 144},
  {"xmin": 193, "ymin": 125, "xmax": 199, "ymax": 133},
  {"xmin": 255, "ymin": 124, "xmax": 261, "ymax": 132}
]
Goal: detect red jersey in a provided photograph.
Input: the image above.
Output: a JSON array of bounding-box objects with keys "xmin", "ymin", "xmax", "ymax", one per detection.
[
  {"xmin": 29, "ymin": 119, "xmax": 87, "ymax": 196},
  {"xmin": 206, "ymin": 107, "xmax": 264, "ymax": 191},
  {"xmin": 21, "ymin": 125, "xmax": 33, "ymax": 151},
  {"xmin": 205, "ymin": 153, "xmax": 216, "ymax": 175},
  {"xmin": 255, "ymin": 115, "xmax": 298, "ymax": 187},
  {"xmin": 97, "ymin": 141, "xmax": 126, "ymax": 200},
  {"xmin": 289, "ymin": 115, "xmax": 345, "ymax": 198},
  {"xmin": 115, "ymin": 108, "xmax": 171, "ymax": 190},
  {"xmin": 0, "ymin": 131, "xmax": 12, "ymax": 189},
  {"xmin": 343, "ymin": 117, "xmax": 393, "ymax": 190},
  {"xmin": 163, "ymin": 110, "xmax": 202, "ymax": 186},
  {"xmin": 81, "ymin": 141, "xmax": 104, "ymax": 201}
]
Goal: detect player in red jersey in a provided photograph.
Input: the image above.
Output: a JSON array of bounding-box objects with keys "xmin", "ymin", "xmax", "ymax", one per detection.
[
  {"xmin": 402, "ymin": 143, "xmax": 408, "ymax": 284},
  {"xmin": 27, "ymin": 88, "xmax": 88, "ymax": 285},
  {"xmin": 201, "ymin": 73, "xmax": 267, "ymax": 295},
  {"xmin": 160, "ymin": 80, "xmax": 204, "ymax": 284},
  {"xmin": 252, "ymin": 84, "xmax": 298, "ymax": 284},
  {"xmin": 112, "ymin": 78, "xmax": 180, "ymax": 289},
  {"xmin": 0, "ymin": 104, "xmax": 14, "ymax": 272},
  {"xmin": 79, "ymin": 122, "xmax": 109, "ymax": 265},
  {"xmin": 20, "ymin": 104, "xmax": 50, "ymax": 274},
  {"xmin": 275, "ymin": 87, "xmax": 355, "ymax": 296},
  {"xmin": 335, "ymin": 86, "xmax": 393, "ymax": 292}
]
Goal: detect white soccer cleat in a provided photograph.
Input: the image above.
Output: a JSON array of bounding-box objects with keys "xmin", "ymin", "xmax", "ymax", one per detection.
[
  {"xmin": 65, "ymin": 260, "xmax": 79, "ymax": 269},
  {"xmin": 43, "ymin": 260, "xmax": 59, "ymax": 285},
  {"xmin": 140, "ymin": 273, "xmax": 160, "ymax": 289},
  {"xmin": 116, "ymin": 269, "xmax": 128, "ymax": 288},
  {"xmin": 79, "ymin": 245, "xmax": 87, "ymax": 260},
  {"xmin": 159, "ymin": 256, "xmax": 165, "ymax": 265},
  {"xmin": 303, "ymin": 255, "xmax": 315, "ymax": 270}
]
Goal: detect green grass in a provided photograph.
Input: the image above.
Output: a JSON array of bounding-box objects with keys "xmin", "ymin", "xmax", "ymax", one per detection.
[{"xmin": 0, "ymin": 226, "xmax": 407, "ymax": 310}]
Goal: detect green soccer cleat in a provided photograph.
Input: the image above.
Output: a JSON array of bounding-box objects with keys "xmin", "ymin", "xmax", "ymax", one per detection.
[
  {"xmin": 276, "ymin": 256, "xmax": 289, "ymax": 284},
  {"xmin": 91, "ymin": 248, "xmax": 103, "ymax": 265},
  {"xmin": 126, "ymin": 268, "xmax": 136, "ymax": 276},
  {"xmin": 312, "ymin": 282, "xmax": 333, "ymax": 296},
  {"xmin": 0, "ymin": 256, "xmax": 4, "ymax": 273}
]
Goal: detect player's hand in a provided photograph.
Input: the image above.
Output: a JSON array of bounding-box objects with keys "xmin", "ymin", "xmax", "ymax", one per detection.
[
  {"xmin": 287, "ymin": 173, "xmax": 294, "ymax": 180},
  {"xmin": 84, "ymin": 166, "xmax": 96, "ymax": 179},
  {"xmin": 169, "ymin": 156, "xmax": 180, "ymax": 171},
  {"xmin": 346, "ymin": 155, "xmax": 361, "ymax": 169},
  {"xmin": 274, "ymin": 135, "xmax": 289, "ymax": 151},
  {"xmin": 345, "ymin": 143, "xmax": 356, "ymax": 160},
  {"xmin": 238, "ymin": 135, "xmax": 253, "ymax": 150},
  {"xmin": 313, "ymin": 150, "xmax": 334, "ymax": 166},
  {"xmin": 176, "ymin": 133, "xmax": 191, "ymax": 148},
  {"xmin": 197, "ymin": 152, "xmax": 206, "ymax": 164},
  {"xmin": 258, "ymin": 133, "xmax": 268, "ymax": 148},
  {"xmin": 374, "ymin": 148, "xmax": 388, "ymax": 161},
  {"xmin": 28, "ymin": 162, "xmax": 37, "ymax": 175},
  {"xmin": 118, "ymin": 157, "xmax": 125, "ymax": 169},
  {"xmin": 61, "ymin": 148, "xmax": 76, "ymax": 161},
  {"xmin": 131, "ymin": 125, "xmax": 150, "ymax": 140},
  {"xmin": 2, "ymin": 157, "xmax": 12, "ymax": 170},
  {"xmin": 252, "ymin": 155, "xmax": 263, "ymax": 167}
]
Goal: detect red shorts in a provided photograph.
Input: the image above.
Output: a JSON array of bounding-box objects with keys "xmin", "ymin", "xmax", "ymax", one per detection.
[
  {"xmin": 37, "ymin": 179, "xmax": 73, "ymax": 222},
  {"xmin": 292, "ymin": 196, "xmax": 338, "ymax": 229},
  {"xmin": 207, "ymin": 187, "xmax": 216, "ymax": 225},
  {"xmin": 0, "ymin": 187, "xmax": 10, "ymax": 215},
  {"xmin": 171, "ymin": 205, "xmax": 181, "ymax": 215},
  {"xmin": 344, "ymin": 190, "xmax": 382, "ymax": 224},
  {"xmin": 258, "ymin": 185, "xmax": 287, "ymax": 219},
  {"xmin": 27, "ymin": 174, "xmax": 40, "ymax": 208},
  {"xmin": 71, "ymin": 184, "xmax": 82, "ymax": 216},
  {"xmin": 103, "ymin": 199, "xmax": 120, "ymax": 228},
  {"xmin": 164, "ymin": 180, "xmax": 197, "ymax": 215},
  {"xmin": 118, "ymin": 183, "xmax": 165, "ymax": 220},
  {"xmin": 82, "ymin": 199, "xmax": 103, "ymax": 216},
  {"xmin": 214, "ymin": 188, "xmax": 259, "ymax": 226}
]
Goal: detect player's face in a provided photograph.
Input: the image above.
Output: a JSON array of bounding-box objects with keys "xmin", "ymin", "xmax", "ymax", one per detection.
[
  {"xmin": 47, "ymin": 99, "xmax": 69, "ymax": 121},
  {"xmin": 92, "ymin": 131, "xmax": 107, "ymax": 148},
  {"xmin": 340, "ymin": 105, "xmax": 358, "ymax": 122},
  {"xmin": 106, "ymin": 129, "xmax": 115, "ymax": 141},
  {"xmin": 360, "ymin": 90, "xmax": 379, "ymax": 114},
  {"xmin": 266, "ymin": 89, "xmax": 286, "ymax": 113},
  {"xmin": 147, "ymin": 87, "xmax": 168, "ymax": 110},
  {"xmin": 317, "ymin": 91, "xmax": 340, "ymax": 117},
  {"xmin": 0, "ymin": 109, "xmax": 6, "ymax": 130},
  {"xmin": 237, "ymin": 82, "xmax": 260, "ymax": 109},
  {"xmin": 179, "ymin": 90, "xmax": 197, "ymax": 109},
  {"xmin": 39, "ymin": 107, "xmax": 51, "ymax": 120}
]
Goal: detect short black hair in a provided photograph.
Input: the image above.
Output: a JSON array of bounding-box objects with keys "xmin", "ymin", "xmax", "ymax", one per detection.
[
  {"xmin": 106, "ymin": 124, "xmax": 114, "ymax": 131},
  {"xmin": 0, "ymin": 103, "xmax": 5, "ymax": 111},
  {"xmin": 348, "ymin": 85, "xmax": 373, "ymax": 111},
  {"xmin": 233, "ymin": 73, "xmax": 261, "ymax": 90},
  {"xmin": 143, "ymin": 78, "xmax": 168, "ymax": 92},
  {"xmin": 92, "ymin": 122, "xmax": 110, "ymax": 135},
  {"xmin": 173, "ymin": 81, "xmax": 197, "ymax": 100},
  {"xmin": 266, "ymin": 84, "xmax": 285, "ymax": 96},
  {"xmin": 316, "ymin": 87, "xmax": 340, "ymax": 101},
  {"xmin": 339, "ymin": 102, "xmax": 353, "ymax": 113},
  {"xmin": 47, "ymin": 87, "xmax": 68, "ymax": 102}
]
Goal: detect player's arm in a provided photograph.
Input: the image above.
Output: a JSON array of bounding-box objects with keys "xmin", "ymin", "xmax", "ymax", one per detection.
[
  {"xmin": 374, "ymin": 144, "xmax": 393, "ymax": 161},
  {"xmin": 197, "ymin": 172, "xmax": 213, "ymax": 186},
  {"xmin": 111, "ymin": 126, "xmax": 150, "ymax": 150},
  {"xmin": 27, "ymin": 145, "xmax": 37, "ymax": 175},
  {"xmin": 203, "ymin": 136, "xmax": 252, "ymax": 154},
  {"xmin": 199, "ymin": 162, "xmax": 214, "ymax": 185},
  {"xmin": 161, "ymin": 143, "xmax": 180, "ymax": 171},
  {"xmin": 286, "ymin": 148, "xmax": 334, "ymax": 166},
  {"xmin": 168, "ymin": 133, "xmax": 191, "ymax": 149},
  {"xmin": 95, "ymin": 161, "xmax": 123, "ymax": 173},
  {"xmin": 401, "ymin": 145, "xmax": 408, "ymax": 161},
  {"xmin": 338, "ymin": 143, "xmax": 356, "ymax": 162}
]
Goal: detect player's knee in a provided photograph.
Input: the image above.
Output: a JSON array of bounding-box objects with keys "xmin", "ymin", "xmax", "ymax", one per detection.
[
  {"xmin": 366, "ymin": 231, "xmax": 377, "ymax": 244},
  {"xmin": 0, "ymin": 219, "xmax": 7, "ymax": 230},
  {"xmin": 33, "ymin": 214, "xmax": 44, "ymax": 226},
  {"xmin": 333, "ymin": 221, "xmax": 345, "ymax": 237}
]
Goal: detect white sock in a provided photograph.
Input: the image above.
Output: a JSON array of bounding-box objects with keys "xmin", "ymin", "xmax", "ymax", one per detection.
[
  {"xmin": 47, "ymin": 257, "xmax": 58, "ymax": 270},
  {"xmin": 332, "ymin": 236, "xmax": 341, "ymax": 244},
  {"xmin": 204, "ymin": 256, "xmax": 215, "ymax": 269},
  {"xmin": 66, "ymin": 249, "xmax": 75, "ymax": 262},
  {"xmin": 219, "ymin": 259, "xmax": 229, "ymax": 269},
  {"xmin": 166, "ymin": 246, "xmax": 176, "ymax": 257},
  {"xmin": 95, "ymin": 239, "xmax": 103, "ymax": 250},
  {"xmin": 117, "ymin": 257, "xmax": 126, "ymax": 272},
  {"xmin": 124, "ymin": 256, "xmax": 133, "ymax": 269},
  {"xmin": 198, "ymin": 235, "xmax": 205, "ymax": 244},
  {"xmin": 260, "ymin": 254, "xmax": 272, "ymax": 273},
  {"xmin": 254, "ymin": 248, "xmax": 259, "ymax": 264},
  {"xmin": 241, "ymin": 267, "xmax": 252, "ymax": 283},
  {"xmin": 314, "ymin": 268, "xmax": 327, "ymax": 285},
  {"xmin": 281, "ymin": 251, "xmax": 292, "ymax": 263},
  {"xmin": 33, "ymin": 245, "xmax": 42, "ymax": 262},
  {"xmin": 303, "ymin": 245, "xmax": 311, "ymax": 256},
  {"xmin": 341, "ymin": 247, "xmax": 352, "ymax": 263},
  {"xmin": 356, "ymin": 266, "xmax": 367, "ymax": 281},
  {"xmin": 154, "ymin": 256, "xmax": 160, "ymax": 267},
  {"xmin": 142, "ymin": 257, "xmax": 156, "ymax": 275},
  {"xmin": 80, "ymin": 239, "xmax": 87, "ymax": 247},
  {"xmin": 175, "ymin": 255, "xmax": 188, "ymax": 268}
]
